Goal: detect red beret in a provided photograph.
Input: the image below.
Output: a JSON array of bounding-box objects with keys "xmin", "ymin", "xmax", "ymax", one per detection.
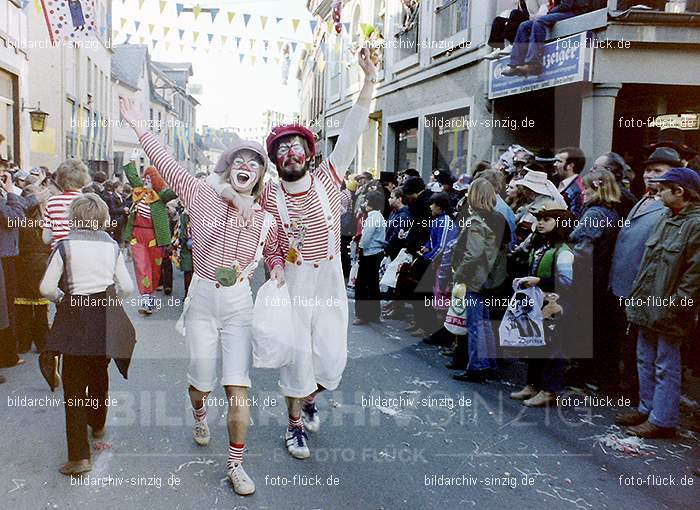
[{"xmin": 266, "ymin": 124, "xmax": 316, "ymax": 159}]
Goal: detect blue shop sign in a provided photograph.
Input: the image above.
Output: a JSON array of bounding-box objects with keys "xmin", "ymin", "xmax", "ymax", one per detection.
[{"xmin": 488, "ymin": 32, "xmax": 593, "ymax": 99}]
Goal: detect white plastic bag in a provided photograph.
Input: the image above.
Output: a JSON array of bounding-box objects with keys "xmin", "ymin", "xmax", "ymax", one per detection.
[
  {"xmin": 444, "ymin": 283, "xmax": 467, "ymax": 335},
  {"xmin": 379, "ymin": 248, "xmax": 413, "ymax": 289},
  {"xmin": 498, "ymin": 285, "xmax": 545, "ymax": 347},
  {"xmin": 347, "ymin": 261, "xmax": 360, "ymax": 289},
  {"xmin": 252, "ymin": 280, "xmax": 295, "ymax": 368}
]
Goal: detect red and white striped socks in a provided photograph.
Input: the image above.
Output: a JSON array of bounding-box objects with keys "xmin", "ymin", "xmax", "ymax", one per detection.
[
  {"xmin": 288, "ymin": 415, "xmax": 303, "ymax": 431},
  {"xmin": 192, "ymin": 404, "xmax": 207, "ymax": 423},
  {"xmin": 303, "ymin": 394, "xmax": 316, "ymax": 409},
  {"xmin": 228, "ymin": 443, "xmax": 245, "ymax": 469}
]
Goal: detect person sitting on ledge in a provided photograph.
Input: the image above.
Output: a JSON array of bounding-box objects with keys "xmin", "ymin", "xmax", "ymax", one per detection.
[{"xmin": 502, "ymin": 0, "xmax": 591, "ymax": 77}]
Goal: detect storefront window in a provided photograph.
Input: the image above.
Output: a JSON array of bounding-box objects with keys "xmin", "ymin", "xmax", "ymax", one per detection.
[
  {"xmin": 0, "ymin": 69, "xmax": 16, "ymax": 161},
  {"xmin": 430, "ymin": 109, "xmax": 469, "ymax": 175},
  {"xmin": 395, "ymin": 120, "xmax": 418, "ymax": 171}
]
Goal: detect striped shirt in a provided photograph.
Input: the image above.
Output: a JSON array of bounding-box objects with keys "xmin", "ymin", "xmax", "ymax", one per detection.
[
  {"xmin": 136, "ymin": 200, "xmax": 152, "ymax": 220},
  {"xmin": 261, "ymin": 161, "xmax": 343, "ymax": 263},
  {"xmin": 43, "ymin": 190, "xmax": 82, "ymax": 248},
  {"xmin": 140, "ymin": 132, "xmax": 284, "ymax": 281}
]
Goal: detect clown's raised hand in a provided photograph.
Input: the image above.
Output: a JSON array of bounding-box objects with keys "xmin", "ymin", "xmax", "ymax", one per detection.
[{"xmin": 358, "ymin": 47, "xmax": 377, "ymax": 83}]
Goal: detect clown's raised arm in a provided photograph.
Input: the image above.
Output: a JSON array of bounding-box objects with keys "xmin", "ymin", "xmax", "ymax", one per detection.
[
  {"xmin": 120, "ymin": 97, "xmax": 201, "ymax": 208},
  {"xmin": 325, "ymin": 47, "xmax": 377, "ymax": 182}
]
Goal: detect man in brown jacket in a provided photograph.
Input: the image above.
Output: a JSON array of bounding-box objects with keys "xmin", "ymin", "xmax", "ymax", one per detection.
[{"xmin": 616, "ymin": 168, "xmax": 700, "ymax": 438}]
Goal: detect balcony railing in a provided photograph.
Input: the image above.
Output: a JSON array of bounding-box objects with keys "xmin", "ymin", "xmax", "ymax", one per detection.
[
  {"xmin": 434, "ymin": 0, "xmax": 469, "ymax": 43},
  {"xmin": 615, "ymin": 0, "xmax": 700, "ymax": 12}
]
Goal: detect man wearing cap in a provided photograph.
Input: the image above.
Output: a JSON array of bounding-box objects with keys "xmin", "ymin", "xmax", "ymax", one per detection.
[
  {"xmin": 608, "ymin": 147, "xmax": 679, "ymax": 397},
  {"xmin": 616, "ymin": 167, "xmax": 700, "ymax": 438},
  {"xmin": 212, "ymin": 48, "xmax": 377, "ymax": 460}
]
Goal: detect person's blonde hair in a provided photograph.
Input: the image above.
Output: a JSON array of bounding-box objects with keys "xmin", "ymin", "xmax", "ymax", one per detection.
[
  {"xmin": 55, "ymin": 159, "xmax": 90, "ymax": 192},
  {"xmin": 582, "ymin": 168, "xmax": 620, "ymax": 205},
  {"xmin": 468, "ymin": 177, "xmax": 496, "ymax": 212},
  {"xmin": 69, "ymin": 193, "xmax": 110, "ymax": 231}
]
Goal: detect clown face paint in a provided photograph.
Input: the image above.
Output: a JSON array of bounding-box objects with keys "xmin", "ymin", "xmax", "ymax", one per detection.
[
  {"xmin": 143, "ymin": 174, "xmax": 153, "ymax": 189},
  {"xmin": 229, "ymin": 151, "xmax": 262, "ymax": 194},
  {"xmin": 276, "ymin": 136, "xmax": 308, "ymax": 181}
]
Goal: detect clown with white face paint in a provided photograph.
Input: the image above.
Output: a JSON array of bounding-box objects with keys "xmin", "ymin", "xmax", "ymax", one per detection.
[
  {"xmin": 120, "ymin": 98, "xmax": 285, "ymax": 496},
  {"xmin": 210, "ymin": 47, "xmax": 378, "ymax": 461}
]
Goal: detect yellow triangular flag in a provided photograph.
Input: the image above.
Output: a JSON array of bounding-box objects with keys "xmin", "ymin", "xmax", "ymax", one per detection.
[
  {"xmin": 139, "ymin": 36, "xmax": 145, "ymax": 44},
  {"xmin": 163, "ymin": 26, "xmax": 171, "ymax": 38},
  {"xmin": 292, "ymin": 19, "xmax": 301, "ymax": 32},
  {"xmin": 251, "ymin": 56, "xmax": 257, "ymax": 66},
  {"xmin": 221, "ymin": 35, "xmax": 228, "ymax": 46},
  {"xmin": 304, "ymin": 43, "xmax": 312, "ymax": 51},
  {"xmin": 318, "ymin": 59, "xmax": 327, "ymax": 72},
  {"xmin": 148, "ymin": 24, "xmax": 155, "ymax": 35},
  {"xmin": 277, "ymin": 41, "xmax": 283, "ymax": 51},
  {"xmin": 249, "ymin": 39, "xmax": 255, "ymax": 49},
  {"xmin": 334, "ymin": 42, "xmax": 341, "ymax": 52},
  {"xmin": 193, "ymin": 32, "xmax": 200, "ymax": 43},
  {"xmin": 120, "ymin": 17, "xmax": 128, "ymax": 28},
  {"xmin": 159, "ymin": 0, "xmax": 167, "ymax": 14},
  {"xmin": 227, "ymin": 12, "xmax": 236, "ymax": 24},
  {"xmin": 260, "ymin": 16, "xmax": 268, "ymax": 30},
  {"xmin": 193, "ymin": 5, "xmax": 202, "ymax": 20},
  {"xmin": 139, "ymin": 0, "xmax": 145, "ymax": 9},
  {"xmin": 326, "ymin": 21, "xmax": 333, "ymax": 33}
]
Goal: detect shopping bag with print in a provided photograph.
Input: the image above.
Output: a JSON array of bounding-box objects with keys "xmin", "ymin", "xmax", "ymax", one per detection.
[
  {"xmin": 498, "ymin": 285, "xmax": 546, "ymax": 347},
  {"xmin": 444, "ymin": 283, "xmax": 467, "ymax": 335}
]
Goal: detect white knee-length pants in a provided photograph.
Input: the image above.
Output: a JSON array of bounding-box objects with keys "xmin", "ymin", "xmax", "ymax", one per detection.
[
  {"xmin": 178, "ymin": 274, "xmax": 254, "ymax": 392},
  {"xmin": 278, "ymin": 258, "xmax": 348, "ymax": 397}
]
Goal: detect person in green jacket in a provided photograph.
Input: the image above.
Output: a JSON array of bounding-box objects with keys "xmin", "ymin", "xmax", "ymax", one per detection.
[{"xmin": 617, "ymin": 168, "xmax": 700, "ymax": 438}]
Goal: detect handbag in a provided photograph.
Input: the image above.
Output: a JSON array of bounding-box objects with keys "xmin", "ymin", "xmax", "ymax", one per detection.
[
  {"xmin": 498, "ymin": 284, "xmax": 546, "ymax": 347},
  {"xmin": 444, "ymin": 283, "xmax": 467, "ymax": 335},
  {"xmin": 252, "ymin": 280, "xmax": 295, "ymax": 369}
]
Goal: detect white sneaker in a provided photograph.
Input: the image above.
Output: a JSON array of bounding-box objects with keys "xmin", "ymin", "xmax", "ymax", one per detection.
[
  {"xmin": 498, "ymin": 44, "xmax": 512, "ymax": 56},
  {"xmin": 227, "ymin": 463, "xmax": 255, "ymax": 496},
  {"xmin": 285, "ymin": 428, "xmax": 310, "ymax": 459},
  {"xmin": 193, "ymin": 420, "xmax": 210, "ymax": 446},
  {"xmin": 485, "ymin": 48, "xmax": 502, "ymax": 60},
  {"xmin": 302, "ymin": 403, "xmax": 320, "ymax": 433}
]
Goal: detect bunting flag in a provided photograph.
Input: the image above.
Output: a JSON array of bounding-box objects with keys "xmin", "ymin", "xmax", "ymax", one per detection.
[
  {"xmin": 291, "ymin": 19, "xmax": 300, "ymax": 32},
  {"xmin": 148, "ymin": 24, "xmax": 155, "ymax": 35},
  {"xmin": 343, "ymin": 22, "xmax": 350, "ymax": 33},
  {"xmin": 250, "ymin": 56, "xmax": 257, "ymax": 66},
  {"xmin": 152, "ymin": 39, "xmax": 158, "ymax": 48},
  {"xmin": 239, "ymin": 54, "xmax": 245, "ymax": 64},
  {"xmin": 291, "ymin": 42, "xmax": 297, "ymax": 53},
  {"xmin": 178, "ymin": 29, "xmax": 185, "ymax": 40},
  {"xmin": 165, "ymin": 41, "xmax": 171, "ymax": 50},
  {"xmin": 193, "ymin": 5, "xmax": 202, "ymax": 20},
  {"xmin": 163, "ymin": 26, "xmax": 171, "ymax": 37},
  {"xmin": 277, "ymin": 41, "xmax": 283, "ymax": 51},
  {"xmin": 207, "ymin": 33, "xmax": 214, "ymax": 44},
  {"xmin": 260, "ymin": 16, "xmax": 268, "ymax": 30},
  {"xmin": 210, "ymin": 8, "xmax": 219, "ymax": 22},
  {"xmin": 134, "ymin": 21, "xmax": 141, "ymax": 32},
  {"xmin": 228, "ymin": 12, "xmax": 236, "ymax": 23},
  {"xmin": 326, "ymin": 21, "xmax": 333, "ymax": 33},
  {"xmin": 310, "ymin": 20, "xmax": 318, "ymax": 33},
  {"xmin": 176, "ymin": 3, "xmax": 184, "ymax": 17},
  {"xmin": 192, "ymin": 31, "xmax": 200, "ymax": 43},
  {"xmin": 263, "ymin": 56, "xmax": 268, "ymax": 64},
  {"xmin": 243, "ymin": 14, "xmax": 251, "ymax": 26},
  {"xmin": 276, "ymin": 17, "xmax": 283, "ymax": 24},
  {"xmin": 120, "ymin": 17, "xmax": 128, "ymax": 28},
  {"xmin": 125, "ymin": 34, "xmax": 132, "ymax": 44},
  {"xmin": 159, "ymin": 1, "xmax": 167, "ymax": 14},
  {"xmin": 318, "ymin": 58, "xmax": 327, "ymax": 72},
  {"xmin": 221, "ymin": 35, "xmax": 228, "ymax": 46},
  {"xmin": 235, "ymin": 37, "xmax": 241, "ymax": 49},
  {"xmin": 139, "ymin": 0, "xmax": 145, "ymax": 8}
]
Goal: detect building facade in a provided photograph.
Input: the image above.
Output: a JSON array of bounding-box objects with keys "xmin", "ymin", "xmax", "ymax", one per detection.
[
  {"xmin": 27, "ymin": 0, "xmax": 113, "ymax": 174},
  {"xmin": 0, "ymin": 0, "xmax": 29, "ymax": 166},
  {"xmin": 304, "ymin": 0, "xmax": 700, "ymax": 180}
]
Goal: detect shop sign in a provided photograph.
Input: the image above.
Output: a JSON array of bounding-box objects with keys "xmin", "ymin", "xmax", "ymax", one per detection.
[{"xmin": 488, "ymin": 32, "xmax": 592, "ymax": 99}]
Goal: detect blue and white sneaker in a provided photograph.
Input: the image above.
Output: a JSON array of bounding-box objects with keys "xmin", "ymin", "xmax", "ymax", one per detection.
[
  {"xmin": 302, "ymin": 403, "xmax": 320, "ymax": 433},
  {"xmin": 285, "ymin": 427, "xmax": 310, "ymax": 459}
]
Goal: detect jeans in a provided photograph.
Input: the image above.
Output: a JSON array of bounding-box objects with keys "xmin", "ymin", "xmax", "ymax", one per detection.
[
  {"xmin": 509, "ymin": 12, "xmax": 576, "ymax": 66},
  {"xmin": 636, "ymin": 328, "xmax": 681, "ymax": 428},
  {"xmin": 466, "ymin": 292, "xmax": 497, "ymax": 372}
]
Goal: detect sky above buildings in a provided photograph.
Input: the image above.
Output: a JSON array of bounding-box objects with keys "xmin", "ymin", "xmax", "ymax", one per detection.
[{"xmin": 112, "ymin": 0, "xmax": 313, "ymax": 129}]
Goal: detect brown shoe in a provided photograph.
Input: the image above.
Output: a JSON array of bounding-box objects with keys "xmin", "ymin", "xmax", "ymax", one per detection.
[
  {"xmin": 614, "ymin": 410, "xmax": 648, "ymax": 427},
  {"xmin": 625, "ymin": 420, "xmax": 676, "ymax": 439},
  {"xmin": 523, "ymin": 390, "xmax": 556, "ymax": 407},
  {"xmin": 59, "ymin": 459, "xmax": 92, "ymax": 476},
  {"xmin": 510, "ymin": 385, "xmax": 538, "ymax": 401},
  {"xmin": 38, "ymin": 352, "xmax": 61, "ymax": 392}
]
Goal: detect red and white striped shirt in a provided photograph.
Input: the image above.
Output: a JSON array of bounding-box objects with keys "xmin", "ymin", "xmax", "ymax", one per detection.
[
  {"xmin": 140, "ymin": 132, "xmax": 284, "ymax": 281},
  {"xmin": 136, "ymin": 200, "xmax": 152, "ymax": 220},
  {"xmin": 43, "ymin": 190, "xmax": 82, "ymax": 248},
  {"xmin": 260, "ymin": 161, "xmax": 343, "ymax": 263}
]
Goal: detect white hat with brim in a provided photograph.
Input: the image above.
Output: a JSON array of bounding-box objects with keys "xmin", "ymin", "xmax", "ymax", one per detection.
[{"xmin": 515, "ymin": 170, "xmax": 563, "ymax": 202}]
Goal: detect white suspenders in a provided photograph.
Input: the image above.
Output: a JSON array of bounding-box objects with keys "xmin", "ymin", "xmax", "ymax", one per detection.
[{"xmin": 274, "ymin": 176, "xmax": 336, "ymax": 263}]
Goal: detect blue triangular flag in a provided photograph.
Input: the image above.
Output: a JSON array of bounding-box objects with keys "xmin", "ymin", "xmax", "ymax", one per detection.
[
  {"xmin": 178, "ymin": 29, "xmax": 185, "ymax": 40},
  {"xmin": 176, "ymin": 3, "xmax": 184, "ymax": 17},
  {"xmin": 343, "ymin": 22, "xmax": 350, "ymax": 33},
  {"xmin": 207, "ymin": 34, "xmax": 214, "ymax": 44},
  {"xmin": 291, "ymin": 42, "xmax": 297, "ymax": 53},
  {"xmin": 263, "ymin": 56, "xmax": 268, "ymax": 64},
  {"xmin": 134, "ymin": 21, "xmax": 141, "ymax": 32},
  {"xmin": 310, "ymin": 20, "xmax": 318, "ymax": 33},
  {"xmin": 276, "ymin": 17, "xmax": 283, "ymax": 24},
  {"xmin": 125, "ymin": 34, "xmax": 132, "ymax": 44},
  {"xmin": 243, "ymin": 14, "xmax": 251, "ymax": 26},
  {"xmin": 235, "ymin": 37, "xmax": 241, "ymax": 49},
  {"xmin": 152, "ymin": 39, "xmax": 158, "ymax": 48},
  {"xmin": 239, "ymin": 54, "xmax": 245, "ymax": 64},
  {"xmin": 210, "ymin": 8, "xmax": 220, "ymax": 22}
]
